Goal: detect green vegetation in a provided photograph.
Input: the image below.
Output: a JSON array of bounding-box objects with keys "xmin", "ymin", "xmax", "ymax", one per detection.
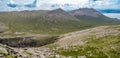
[
  {"xmin": 56, "ymin": 35, "xmax": 120, "ymax": 58},
  {"xmin": 5, "ymin": 48, "xmax": 17, "ymax": 58},
  {"xmin": 0, "ymin": 11, "xmax": 92, "ymax": 35},
  {"xmin": 0, "ymin": 48, "xmax": 17, "ymax": 58},
  {"xmin": 0, "ymin": 13, "xmax": 92, "ymax": 35}
]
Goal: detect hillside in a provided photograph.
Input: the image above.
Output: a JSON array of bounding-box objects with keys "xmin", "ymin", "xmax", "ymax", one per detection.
[
  {"xmin": 0, "ymin": 9, "xmax": 92, "ymax": 35},
  {"xmin": 0, "ymin": 8, "xmax": 120, "ymax": 35},
  {"xmin": 55, "ymin": 25, "xmax": 120, "ymax": 47},
  {"xmin": 53, "ymin": 25, "xmax": 120, "ymax": 58},
  {"xmin": 0, "ymin": 25, "xmax": 120, "ymax": 58}
]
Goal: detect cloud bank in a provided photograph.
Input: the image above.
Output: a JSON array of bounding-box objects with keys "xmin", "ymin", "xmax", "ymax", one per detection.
[{"xmin": 0, "ymin": 0, "xmax": 120, "ymax": 11}]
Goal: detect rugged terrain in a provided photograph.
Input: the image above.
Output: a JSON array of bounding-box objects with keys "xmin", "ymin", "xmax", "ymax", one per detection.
[
  {"xmin": 0, "ymin": 25, "xmax": 120, "ymax": 58},
  {"xmin": 0, "ymin": 8, "xmax": 120, "ymax": 58}
]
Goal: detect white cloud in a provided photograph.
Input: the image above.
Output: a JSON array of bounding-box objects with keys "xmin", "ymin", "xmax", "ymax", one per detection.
[
  {"xmin": 9, "ymin": 0, "xmax": 33, "ymax": 4},
  {"xmin": 91, "ymin": 0, "xmax": 120, "ymax": 9},
  {"xmin": 0, "ymin": 0, "xmax": 120, "ymax": 11},
  {"xmin": 36, "ymin": 0, "xmax": 90, "ymax": 10}
]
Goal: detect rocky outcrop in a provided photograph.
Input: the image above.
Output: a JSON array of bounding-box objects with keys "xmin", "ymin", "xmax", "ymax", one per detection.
[{"xmin": 0, "ymin": 36, "xmax": 59, "ymax": 47}]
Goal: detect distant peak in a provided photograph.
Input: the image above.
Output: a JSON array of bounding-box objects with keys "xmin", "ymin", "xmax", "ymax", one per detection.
[
  {"xmin": 49, "ymin": 8, "xmax": 65, "ymax": 13},
  {"xmin": 77, "ymin": 8, "xmax": 97, "ymax": 11},
  {"xmin": 70, "ymin": 8, "xmax": 103, "ymax": 17},
  {"xmin": 54, "ymin": 8, "xmax": 64, "ymax": 11}
]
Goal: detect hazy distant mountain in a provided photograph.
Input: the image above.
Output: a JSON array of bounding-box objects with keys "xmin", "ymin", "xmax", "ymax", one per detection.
[
  {"xmin": 70, "ymin": 8, "xmax": 103, "ymax": 17},
  {"xmin": 69, "ymin": 8, "xmax": 120, "ymax": 25}
]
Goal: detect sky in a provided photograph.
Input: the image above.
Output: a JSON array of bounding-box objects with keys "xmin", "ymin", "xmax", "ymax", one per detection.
[
  {"xmin": 104, "ymin": 13, "xmax": 120, "ymax": 19},
  {"xmin": 0, "ymin": 0, "xmax": 120, "ymax": 11},
  {"xmin": 0, "ymin": 0, "xmax": 120, "ymax": 18}
]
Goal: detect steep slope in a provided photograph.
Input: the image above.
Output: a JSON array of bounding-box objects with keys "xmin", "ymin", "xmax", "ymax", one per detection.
[
  {"xmin": 70, "ymin": 8, "xmax": 103, "ymax": 17},
  {"xmin": 46, "ymin": 8, "xmax": 78, "ymax": 20},
  {"xmin": 70, "ymin": 8, "xmax": 120, "ymax": 25},
  {"xmin": 0, "ymin": 9, "xmax": 91, "ymax": 34}
]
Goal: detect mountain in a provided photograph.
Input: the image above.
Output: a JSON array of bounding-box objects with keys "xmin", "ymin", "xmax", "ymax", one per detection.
[
  {"xmin": 70, "ymin": 8, "xmax": 103, "ymax": 17},
  {"xmin": 0, "ymin": 9, "xmax": 91, "ymax": 34},
  {"xmin": 69, "ymin": 8, "xmax": 120, "ymax": 25},
  {"xmin": 45, "ymin": 8, "xmax": 78, "ymax": 20},
  {"xmin": 0, "ymin": 8, "xmax": 119, "ymax": 35}
]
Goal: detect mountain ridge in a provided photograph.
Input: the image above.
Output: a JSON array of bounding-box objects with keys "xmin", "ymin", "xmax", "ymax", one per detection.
[
  {"xmin": 70, "ymin": 8, "xmax": 104, "ymax": 17},
  {"xmin": 69, "ymin": 8, "xmax": 120, "ymax": 25},
  {"xmin": 0, "ymin": 8, "xmax": 119, "ymax": 34}
]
